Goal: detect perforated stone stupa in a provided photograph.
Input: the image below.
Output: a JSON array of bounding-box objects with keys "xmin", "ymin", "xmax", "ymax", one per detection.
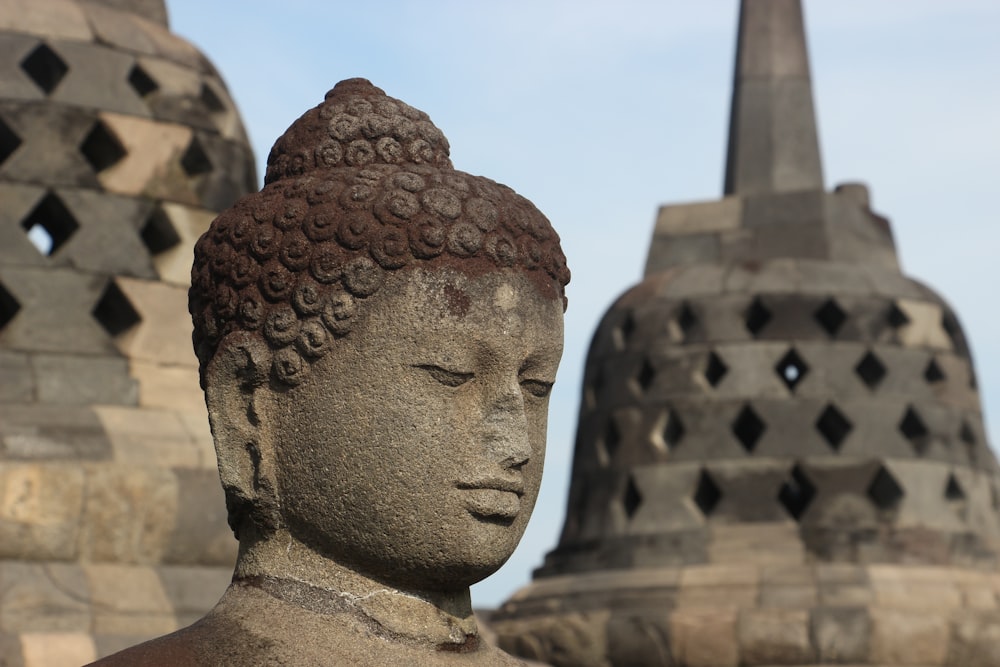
[
  {"xmin": 0, "ymin": 0, "xmax": 255, "ymax": 663},
  {"xmin": 491, "ymin": 2, "xmax": 1000, "ymax": 665}
]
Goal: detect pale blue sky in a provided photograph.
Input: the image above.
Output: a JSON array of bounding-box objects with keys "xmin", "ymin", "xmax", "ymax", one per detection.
[{"xmin": 165, "ymin": 1, "xmax": 1000, "ymax": 607}]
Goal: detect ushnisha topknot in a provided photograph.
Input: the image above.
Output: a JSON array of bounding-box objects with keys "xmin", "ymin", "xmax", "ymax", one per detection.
[{"xmin": 190, "ymin": 79, "xmax": 570, "ymax": 388}]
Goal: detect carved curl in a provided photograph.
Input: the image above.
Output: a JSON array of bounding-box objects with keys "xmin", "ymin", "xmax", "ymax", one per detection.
[{"xmin": 190, "ymin": 79, "xmax": 569, "ymax": 389}]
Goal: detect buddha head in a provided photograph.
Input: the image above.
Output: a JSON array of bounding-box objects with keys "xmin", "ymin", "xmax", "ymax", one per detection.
[{"xmin": 188, "ymin": 79, "xmax": 569, "ymax": 592}]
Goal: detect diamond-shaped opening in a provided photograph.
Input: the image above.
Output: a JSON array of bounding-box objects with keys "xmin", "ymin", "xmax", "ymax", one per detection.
[
  {"xmin": 924, "ymin": 358, "xmax": 945, "ymax": 383},
  {"xmin": 180, "ymin": 136, "xmax": 212, "ymax": 176},
  {"xmin": 816, "ymin": 403, "xmax": 853, "ymax": 451},
  {"xmin": 855, "ymin": 351, "xmax": 887, "ymax": 389},
  {"xmin": 814, "ymin": 298, "xmax": 847, "ymax": 336},
  {"xmin": 945, "ymin": 474, "xmax": 966, "ymax": 502},
  {"xmin": 775, "ymin": 348, "xmax": 809, "ymax": 392},
  {"xmin": 693, "ymin": 469, "xmax": 722, "ymax": 517},
  {"xmin": 899, "ymin": 407, "xmax": 930, "ymax": 455},
  {"xmin": 200, "ymin": 82, "xmax": 226, "ymax": 113},
  {"xmin": 745, "ymin": 297, "xmax": 772, "ymax": 337},
  {"xmin": 92, "ymin": 280, "xmax": 141, "ymax": 337},
  {"xmin": 21, "ymin": 193, "xmax": 79, "ymax": 257},
  {"xmin": 20, "ymin": 43, "xmax": 68, "ymax": 95},
  {"xmin": 140, "ymin": 205, "xmax": 181, "ymax": 255},
  {"xmin": 80, "ymin": 121, "xmax": 126, "ymax": 173},
  {"xmin": 635, "ymin": 359, "xmax": 656, "ymax": 393},
  {"xmin": 0, "ymin": 282, "xmax": 20, "ymax": 331},
  {"xmin": 601, "ymin": 420, "xmax": 621, "ymax": 461},
  {"xmin": 941, "ymin": 312, "xmax": 968, "ymax": 355},
  {"xmin": 887, "ymin": 302, "xmax": 910, "ymax": 328},
  {"xmin": 704, "ymin": 350, "xmax": 728, "ymax": 388},
  {"xmin": 778, "ymin": 465, "xmax": 817, "ymax": 521},
  {"xmin": 959, "ymin": 421, "xmax": 976, "ymax": 446},
  {"xmin": 676, "ymin": 301, "xmax": 697, "ymax": 338},
  {"xmin": 0, "ymin": 117, "xmax": 22, "ymax": 165},
  {"xmin": 624, "ymin": 476, "xmax": 642, "ymax": 519},
  {"xmin": 867, "ymin": 466, "xmax": 904, "ymax": 511},
  {"xmin": 732, "ymin": 404, "xmax": 766, "ymax": 453},
  {"xmin": 127, "ymin": 63, "xmax": 159, "ymax": 98},
  {"xmin": 662, "ymin": 408, "xmax": 685, "ymax": 448}
]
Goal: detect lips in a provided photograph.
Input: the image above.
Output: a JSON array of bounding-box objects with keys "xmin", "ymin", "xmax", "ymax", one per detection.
[{"xmin": 457, "ymin": 478, "xmax": 524, "ymax": 521}]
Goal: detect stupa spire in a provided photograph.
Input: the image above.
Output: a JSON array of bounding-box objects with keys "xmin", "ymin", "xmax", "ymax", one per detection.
[{"xmin": 724, "ymin": 0, "xmax": 823, "ymax": 194}]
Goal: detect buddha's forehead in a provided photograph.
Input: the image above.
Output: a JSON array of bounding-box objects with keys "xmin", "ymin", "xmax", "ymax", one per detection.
[{"xmin": 370, "ymin": 268, "xmax": 563, "ymax": 346}]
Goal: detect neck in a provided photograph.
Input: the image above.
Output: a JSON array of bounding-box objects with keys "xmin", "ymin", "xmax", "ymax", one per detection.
[{"xmin": 231, "ymin": 527, "xmax": 480, "ymax": 648}]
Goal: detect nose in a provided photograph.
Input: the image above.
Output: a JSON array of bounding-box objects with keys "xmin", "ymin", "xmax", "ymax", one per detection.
[{"xmin": 482, "ymin": 380, "xmax": 532, "ymax": 469}]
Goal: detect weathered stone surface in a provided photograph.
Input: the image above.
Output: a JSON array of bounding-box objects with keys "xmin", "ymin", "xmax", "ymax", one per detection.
[{"xmin": 0, "ymin": 464, "xmax": 85, "ymax": 560}]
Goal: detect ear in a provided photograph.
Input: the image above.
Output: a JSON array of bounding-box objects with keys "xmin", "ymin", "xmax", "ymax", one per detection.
[{"xmin": 204, "ymin": 332, "xmax": 281, "ymax": 536}]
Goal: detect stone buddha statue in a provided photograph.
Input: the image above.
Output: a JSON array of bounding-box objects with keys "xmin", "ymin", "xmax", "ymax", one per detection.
[{"xmin": 89, "ymin": 78, "xmax": 570, "ymax": 666}]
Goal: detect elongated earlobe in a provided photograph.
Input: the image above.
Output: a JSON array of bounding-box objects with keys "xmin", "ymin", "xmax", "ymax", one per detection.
[{"xmin": 204, "ymin": 333, "xmax": 279, "ymax": 537}]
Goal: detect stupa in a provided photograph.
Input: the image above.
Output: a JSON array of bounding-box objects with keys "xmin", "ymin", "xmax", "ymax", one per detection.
[
  {"xmin": 0, "ymin": 0, "xmax": 255, "ymax": 663},
  {"xmin": 491, "ymin": 1, "xmax": 1000, "ymax": 665}
]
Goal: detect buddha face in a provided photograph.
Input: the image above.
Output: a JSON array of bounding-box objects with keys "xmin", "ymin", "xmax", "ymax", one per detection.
[{"xmin": 265, "ymin": 267, "xmax": 564, "ymax": 591}]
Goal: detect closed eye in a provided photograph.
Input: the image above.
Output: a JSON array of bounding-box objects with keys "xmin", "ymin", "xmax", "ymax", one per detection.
[
  {"xmin": 417, "ymin": 364, "xmax": 473, "ymax": 387},
  {"xmin": 520, "ymin": 379, "xmax": 553, "ymax": 398}
]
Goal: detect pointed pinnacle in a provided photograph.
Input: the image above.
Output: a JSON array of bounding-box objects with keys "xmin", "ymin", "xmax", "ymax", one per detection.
[{"xmin": 723, "ymin": 0, "xmax": 824, "ymax": 195}]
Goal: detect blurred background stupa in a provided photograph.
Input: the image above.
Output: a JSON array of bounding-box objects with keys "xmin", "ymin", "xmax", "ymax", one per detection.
[
  {"xmin": 0, "ymin": 0, "xmax": 254, "ymax": 663},
  {"xmin": 491, "ymin": 1, "xmax": 1000, "ymax": 665}
]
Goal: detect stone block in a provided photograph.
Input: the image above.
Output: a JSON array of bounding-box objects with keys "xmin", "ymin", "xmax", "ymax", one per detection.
[
  {"xmin": 19, "ymin": 632, "xmax": 97, "ymax": 666},
  {"xmin": 0, "ymin": 404, "xmax": 112, "ymax": 460},
  {"xmin": 0, "ymin": 33, "xmax": 47, "ymax": 102},
  {"xmin": 607, "ymin": 612, "xmax": 675, "ymax": 666},
  {"xmin": 0, "ymin": 102, "xmax": 99, "ymax": 188},
  {"xmin": 48, "ymin": 39, "xmax": 148, "ymax": 116},
  {"xmin": 720, "ymin": 258, "xmax": 802, "ymax": 294},
  {"xmin": 705, "ymin": 342, "xmax": 791, "ymax": 400},
  {"xmin": 93, "ymin": 111, "xmax": 196, "ymax": 203},
  {"xmin": 157, "ymin": 565, "xmax": 231, "ymax": 617},
  {"xmin": 758, "ymin": 583, "xmax": 817, "ymax": 608},
  {"xmin": 708, "ymin": 523, "xmax": 805, "ymax": 567},
  {"xmin": 135, "ymin": 14, "xmax": 204, "ymax": 70},
  {"xmin": 77, "ymin": 465, "xmax": 179, "ymax": 563},
  {"xmin": 0, "ymin": 266, "xmax": 116, "ymax": 355},
  {"xmin": 0, "ymin": 463, "xmax": 85, "ymax": 560},
  {"xmin": 812, "ymin": 606, "xmax": 870, "ymax": 663},
  {"xmin": 152, "ymin": 203, "xmax": 215, "ymax": 286},
  {"xmin": 114, "ymin": 277, "xmax": 197, "ymax": 366},
  {"xmin": 81, "ymin": 2, "xmax": 159, "ymax": 55},
  {"xmin": 869, "ymin": 565, "xmax": 962, "ymax": 612},
  {"xmin": 0, "ymin": 0, "xmax": 92, "ymax": 40},
  {"xmin": 656, "ymin": 198, "xmax": 742, "ymax": 236},
  {"xmin": 825, "ymin": 191, "xmax": 899, "ymax": 271},
  {"xmin": 869, "ymin": 608, "xmax": 950, "ymax": 665},
  {"xmin": 163, "ymin": 468, "xmax": 234, "ymax": 566},
  {"xmin": 176, "ymin": 409, "xmax": 216, "ymax": 469},
  {"xmin": 95, "ymin": 404, "xmax": 200, "ymax": 468},
  {"xmin": 646, "ymin": 232, "xmax": 721, "ymax": 273},
  {"xmin": 0, "ymin": 351, "xmax": 33, "ymax": 402},
  {"xmin": 669, "ymin": 608, "xmax": 739, "ymax": 667},
  {"xmin": 948, "ymin": 611, "xmax": 1000, "ymax": 667},
  {"xmin": 794, "ymin": 258, "xmax": 876, "ymax": 296},
  {"xmin": 130, "ymin": 360, "xmax": 204, "ymax": 413},
  {"xmin": 0, "ymin": 632, "xmax": 23, "ymax": 666},
  {"xmin": 189, "ymin": 133, "xmax": 257, "ymax": 212},
  {"xmin": 737, "ymin": 608, "xmax": 814, "ymax": 665},
  {"xmin": 628, "ymin": 464, "xmax": 704, "ymax": 533},
  {"xmin": 32, "ymin": 353, "xmax": 137, "ymax": 406},
  {"xmin": 85, "ymin": 564, "xmax": 176, "ymax": 636},
  {"xmin": 702, "ymin": 460, "xmax": 791, "ymax": 523},
  {"xmin": 741, "ymin": 189, "xmax": 826, "ymax": 229},
  {"xmin": 0, "ymin": 563, "xmax": 90, "ymax": 632},
  {"xmin": 54, "ymin": 189, "xmax": 156, "ymax": 278},
  {"xmin": 895, "ymin": 298, "xmax": 952, "ymax": 351},
  {"xmin": 0, "ymin": 183, "xmax": 47, "ymax": 267}
]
